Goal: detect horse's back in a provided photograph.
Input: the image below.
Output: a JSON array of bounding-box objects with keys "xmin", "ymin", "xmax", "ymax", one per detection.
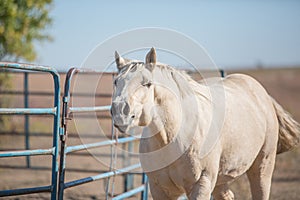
[{"xmin": 223, "ymin": 73, "xmax": 276, "ymax": 118}]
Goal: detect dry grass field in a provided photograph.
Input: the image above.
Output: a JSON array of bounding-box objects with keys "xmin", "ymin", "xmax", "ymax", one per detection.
[{"xmin": 0, "ymin": 67, "xmax": 299, "ymax": 199}]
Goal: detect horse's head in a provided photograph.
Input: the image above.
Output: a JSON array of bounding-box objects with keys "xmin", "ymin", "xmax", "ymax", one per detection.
[{"xmin": 111, "ymin": 48, "xmax": 157, "ymax": 133}]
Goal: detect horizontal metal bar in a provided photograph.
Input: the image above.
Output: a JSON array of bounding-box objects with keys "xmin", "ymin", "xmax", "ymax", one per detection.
[
  {"xmin": 0, "ymin": 113, "xmax": 110, "ymax": 119},
  {"xmin": 0, "ymin": 68, "xmax": 117, "ymax": 75},
  {"xmin": 0, "ymin": 107, "xmax": 57, "ymax": 115},
  {"xmin": 63, "ymin": 67, "xmax": 116, "ymax": 74},
  {"xmin": 69, "ymin": 105, "xmax": 111, "ymax": 113},
  {"xmin": 0, "ymin": 148, "xmax": 55, "ymax": 157},
  {"xmin": 112, "ymin": 185, "xmax": 146, "ymax": 200},
  {"xmin": 0, "ymin": 90, "xmax": 111, "ymax": 98},
  {"xmin": 0, "ymin": 185, "xmax": 52, "ymax": 197},
  {"xmin": 0, "ymin": 131, "xmax": 111, "ymax": 139},
  {"xmin": 65, "ymin": 136, "xmax": 139, "ymax": 154},
  {"xmin": 64, "ymin": 163, "xmax": 141, "ymax": 189},
  {"xmin": 0, "ymin": 62, "xmax": 58, "ymax": 74}
]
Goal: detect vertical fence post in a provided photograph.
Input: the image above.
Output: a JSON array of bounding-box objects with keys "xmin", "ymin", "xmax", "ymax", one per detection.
[
  {"xmin": 51, "ymin": 72, "xmax": 61, "ymax": 200},
  {"xmin": 125, "ymin": 141, "xmax": 134, "ymax": 191},
  {"xmin": 58, "ymin": 97, "xmax": 68, "ymax": 200},
  {"xmin": 24, "ymin": 72, "xmax": 30, "ymax": 168},
  {"xmin": 141, "ymin": 173, "xmax": 148, "ymax": 200},
  {"xmin": 220, "ymin": 69, "xmax": 226, "ymax": 78}
]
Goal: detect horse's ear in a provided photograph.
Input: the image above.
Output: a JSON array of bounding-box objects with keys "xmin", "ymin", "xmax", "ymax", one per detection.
[
  {"xmin": 145, "ymin": 47, "xmax": 156, "ymax": 65},
  {"xmin": 145, "ymin": 47, "xmax": 156, "ymax": 71},
  {"xmin": 115, "ymin": 51, "xmax": 130, "ymax": 72}
]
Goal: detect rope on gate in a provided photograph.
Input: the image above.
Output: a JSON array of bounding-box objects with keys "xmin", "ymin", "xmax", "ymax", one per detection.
[
  {"xmin": 105, "ymin": 117, "xmax": 119, "ymax": 199},
  {"xmin": 111, "ymin": 129, "xmax": 119, "ymax": 197}
]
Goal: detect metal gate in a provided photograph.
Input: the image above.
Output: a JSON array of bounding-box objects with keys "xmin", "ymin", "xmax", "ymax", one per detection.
[
  {"xmin": 0, "ymin": 62, "xmax": 61, "ymax": 200},
  {"xmin": 57, "ymin": 67, "xmax": 149, "ymax": 200},
  {"xmin": 0, "ymin": 63, "xmax": 149, "ymax": 199}
]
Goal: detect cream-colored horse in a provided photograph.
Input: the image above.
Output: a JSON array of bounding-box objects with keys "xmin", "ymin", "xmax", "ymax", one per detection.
[{"xmin": 111, "ymin": 48, "xmax": 300, "ymax": 200}]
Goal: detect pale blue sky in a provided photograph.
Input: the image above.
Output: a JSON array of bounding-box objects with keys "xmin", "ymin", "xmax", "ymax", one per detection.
[{"xmin": 35, "ymin": 0, "xmax": 300, "ymax": 71}]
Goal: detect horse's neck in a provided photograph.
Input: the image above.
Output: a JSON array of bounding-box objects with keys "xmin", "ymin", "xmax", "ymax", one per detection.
[
  {"xmin": 142, "ymin": 72, "xmax": 211, "ymax": 150},
  {"xmin": 140, "ymin": 85, "xmax": 181, "ymax": 147}
]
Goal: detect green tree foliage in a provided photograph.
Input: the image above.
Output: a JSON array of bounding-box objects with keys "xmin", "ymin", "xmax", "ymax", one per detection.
[
  {"xmin": 0, "ymin": 0, "xmax": 53, "ymax": 130},
  {"xmin": 0, "ymin": 0, "xmax": 53, "ymax": 62}
]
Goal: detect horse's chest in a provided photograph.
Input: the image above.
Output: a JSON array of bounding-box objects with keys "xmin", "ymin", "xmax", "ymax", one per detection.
[{"xmin": 149, "ymin": 154, "xmax": 200, "ymax": 192}]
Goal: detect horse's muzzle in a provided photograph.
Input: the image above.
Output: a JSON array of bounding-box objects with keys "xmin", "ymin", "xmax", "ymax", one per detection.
[
  {"xmin": 111, "ymin": 101, "xmax": 135, "ymax": 133},
  {"xmin": 113, "ymin": 124, "xmax": 128, "ymax": 133},
  {"xmin": 111, "ymin": 101, "xmax": 130, "ymax": 116}
]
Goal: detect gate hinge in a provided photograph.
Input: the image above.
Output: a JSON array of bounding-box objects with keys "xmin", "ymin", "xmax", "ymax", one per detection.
[
  {"xmin": 59, "ymin": 127, "xmax": 65, "ymax": 136},
  {"xmin": 59, "ymin": 127, "xmax": 66, "ymax": 141}
]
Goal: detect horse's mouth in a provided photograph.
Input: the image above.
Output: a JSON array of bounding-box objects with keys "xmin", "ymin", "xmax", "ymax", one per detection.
[{"xmin": 114, "ymin": 124, "xmax": 128, "ymax": 133}]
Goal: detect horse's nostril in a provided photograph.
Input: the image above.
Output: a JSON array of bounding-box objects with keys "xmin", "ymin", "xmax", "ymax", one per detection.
[
  {"xmin": 112, "ymin": 101, "xmax": 130, "ymax": 116},
  {"xmin": 123, "ymin": 102, "xmax": 130, "ymax": 116}
]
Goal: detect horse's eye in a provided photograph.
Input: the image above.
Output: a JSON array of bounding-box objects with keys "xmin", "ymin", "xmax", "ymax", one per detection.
[
  {"xmin": 143, "ymin": 82, "xmax": 152, "ymax": 88},
  {"xmin": 114, "ymin": 79, "xmax": 117, "ymax": 86}
]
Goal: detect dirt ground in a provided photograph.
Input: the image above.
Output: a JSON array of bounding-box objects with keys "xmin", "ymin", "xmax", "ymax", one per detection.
[{"xmin": 0, "ymin": 67, "xmax": 300, "ymax": 199}]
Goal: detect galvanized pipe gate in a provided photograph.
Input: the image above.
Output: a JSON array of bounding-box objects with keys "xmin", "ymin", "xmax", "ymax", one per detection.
[
  {"xmin": 0, "ymin": 62, "xmax": 61, "ymax": 199},
  {"xmin": 58, "ymin": 68, "xmax": 149, "ymax": 200},
  {"xmin": 0, "ymin": 63, "xmax": 149, "ymax": 200}
]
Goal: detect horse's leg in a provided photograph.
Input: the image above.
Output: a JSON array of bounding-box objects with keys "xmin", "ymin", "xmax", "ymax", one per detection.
[
  {"xmin": 148, "ymin": 180, "xmax": 180, "ymax": 200},
  {"xmin": 187, "ymin": 172, "xmax": 212, "ymax": 200},
  {"xmin": 212, "ymin": 184, "xmax": 234, "ymax": 200},
  {"xmin": 246, "ymin": 150, "xmax": 276, "ymax": 200}
]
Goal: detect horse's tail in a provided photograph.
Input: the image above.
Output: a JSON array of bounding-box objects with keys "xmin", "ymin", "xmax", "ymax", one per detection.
[{"xmin": 271, "ymin": 97, "xmax": 300, "ymax": 154}]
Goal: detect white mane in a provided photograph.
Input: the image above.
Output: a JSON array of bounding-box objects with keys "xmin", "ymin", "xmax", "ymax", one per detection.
[{"xmin": 153, "ymin": 63, "xmax": 212, "ymax": 101}]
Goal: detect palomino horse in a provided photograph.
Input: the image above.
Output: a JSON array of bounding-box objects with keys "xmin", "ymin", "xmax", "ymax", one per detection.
[{"xmin": 111, "ymin": 48, "xmax": 300, "ymax": 200}]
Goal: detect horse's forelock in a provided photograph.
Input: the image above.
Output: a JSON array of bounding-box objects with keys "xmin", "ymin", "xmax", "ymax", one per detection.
[{"xmin": 118, "ymin": 62, "xmax": 144, "ymax": 77}]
